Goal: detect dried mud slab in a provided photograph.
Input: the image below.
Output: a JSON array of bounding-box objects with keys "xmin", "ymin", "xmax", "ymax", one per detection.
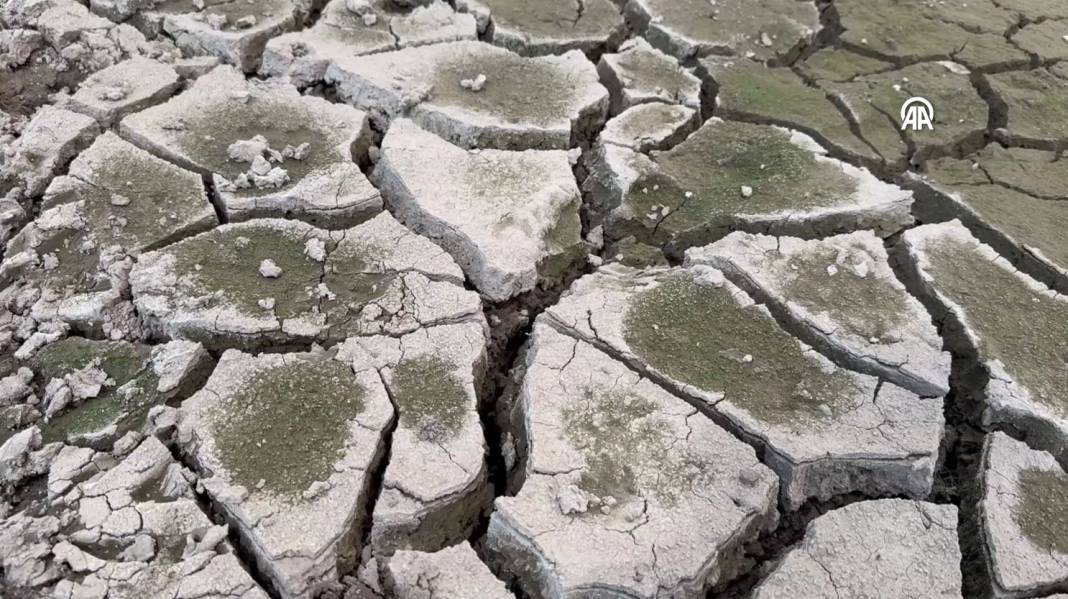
[
  {"xmin": 176, "ymin": 349, "xmax": 394, "ymax": 598},
  {"xmin": 598, "ymin": 102, "xmax": 698, "ymax": 152},
  {"xmin": 461, "ymin": 0, "xmax": 624, "ymax": 56},
  {"xmin": 624, "ymin": 0, "xmax": 819, "ymax": 62},
  {"xmin": 487, "ymin": 323, "xmax": 779, "ymax": 596},
  {"xmin": 385, "ymin": 542, "xmax": 511, "ymax": 599},
  {"xmin": 833, "ymin": 0, "xmax": 1027, "ymax": 71},
  {"xmin": 689, "ymin": 231, "xmax": 950, "ymax": 397},
  {"xmin": 139, "ymin": 0, "xmax": 304, "ymax": 73},
  {"xmin": 28, "ymin": 337, "xmax": 209, "ymax": 447},
  {"xmin": 129, "ymin": 214, "xmax": 481, "ymax": 349},
  {"xmin": 0, "ymin": 132, "xmax": 214, "ymax": 338},
  {"xmin": 597, "ymin": 37, "xmax": 702, "ymax": 114},
  {"xmin": 752, "ymin": 499, "xmax": 961, "ymax": 598},
  {"xmin": 985, "ymin": 68, "xmax": 1068, "ymax": 151},
  {"xmin": 120, "ymin": 66, "xmax": 380, "ymax": 227},
  {"xmin": 1013, "ymin": 19, "xmax": 1068, "ymax": 62},
  {"xmin": 910, "ymin": 146, "xmax": 1068, "ymax": 292},
  {"xmin": 543, "ymin": 265, "xmax": 944, "ymax": 509},
  {"xmin": 702, "ymin": 58, "xmax": 886, "ymax": 171},
  {"xmin": 1, "ymin": 105, "xmax": 99, "ymax": 198},
  {"xmin": 373, "ymin": 119, "xmax": 584, "ymax": 301},
  {"xmin": 901, "ymin": 221, "xmax": 1068, "ymax": 464},
  {"xmin": 261, "ymin": 0, "xmax": 476, "ymax": 88},
  {"xmin": 827, "ymin": 62, "xmax": 989, "ymax": 166},
  {"xmin": 336, "ymin": 321, "xmax": 490, "ymax": 553},
  {"xmin": 66, "ymin": 57, "xmax": 179, "ymax": 126},
  {"xmin": 797, "ymin": 48, "xmax": 893, "ymax": 84},
  {"xmin": 325, "ymin": 41, "xmax": 608, "ymax": 150},
  {"xmin": 585, "ymin": 118, "xmax": 914, "ymax": 256},
  {"xmin": 0, "ymin": 435, "xmax": 268, "ymax": 599},
  {"xmin": 41, "ymin": 131, "xmax": 216, "ymax": 252},
  {"xmin": 981, "ymin": 433, "xmax": 1068, "ymax": 599}
]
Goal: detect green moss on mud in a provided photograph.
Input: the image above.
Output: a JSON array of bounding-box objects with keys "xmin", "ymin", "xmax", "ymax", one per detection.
[
  {"xmin": 211, "ymin": 358, "xmax": 367, "ymax": 498},
  {"xmin": 44, "ymin": 140, "xmax": 211, "ymax": 253},
  {"xmin": 923, "ymin": 237, "xmax": 1068, "ymax": 415},
  {"xmin": 34, "ymin": 338, "xmax": 160, "ymax": 444},
  {"xmin": 1015, "ymin": 468, "xmax": 1068, "ymax": 555},
  {"xmin": 391, "ymin": 355, "xmax": 468, "ymax": 443},
  {"xmin": 561, "ymin": 387, "xmax": 711, "ymax": 505},
  {"xmin": 780, "ymin": 243, "xmax": 909, "ymax": 340},
  {"xmin": 622, "ymin": 121, "xmax": 858, "ymax": 240},
  {"xmin": 430, "ymin": 53, "xmax": 584, "ymax": 127},
  {"xmin": 622, "ymin": 272, "xmax": 862, "ymax": 425},
  {"xmin": 173, "ymin": 225, "xmax": 324, "ymax": 319}
]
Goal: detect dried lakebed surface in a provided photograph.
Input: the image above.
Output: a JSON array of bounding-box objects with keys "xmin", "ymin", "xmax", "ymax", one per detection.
[{"xmin": 1, "ymin": 0, "xmax": 1067, "ymax": 597}]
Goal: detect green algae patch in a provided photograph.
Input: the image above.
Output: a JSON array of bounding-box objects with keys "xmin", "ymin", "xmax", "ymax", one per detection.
[
  {"xmin": 211, "ymin": 358, "xmax": 367, "ymax": 498},
  {"xmin": 622, "ymin": 272, "xmax": 861, "ymax": 425},
  {"xmin": 1015, "ymin": 468, "xmax": 1068, "ymax": 555},
  {"xmin": 611, "ymin": 46, "xmax": 696, "ymax": 102},
  {"xmin": 391, "ymin": 355, "xmax": 468, "ymax": 443},
  {"xmin": 561, "ymin": 387, "xmax": 710, "ymax": 506},
  {"xmin": 949, "ymin": 185, "xmax": 1068, "ymax": 276},
  {"xmin": 622, "ymin": 121, "xmax": 858, "ymax": 240},
  {"xmin": 6, "ymin": 227, "xmax": 110, "ymax": 296},
  {"xmin": 173, "ymin": 224, "xmax": 324, "ymax": 319},
  {"xmin": 923, "ymin": 238, "xmax": 1068, "ymax": 415},
  {"xmin": 781, "ymin": 244, "xmax": 909, "ymax": 340},
  {"xmin": 987, "ymin": 69, "xmax": 1068, "ymax": 143},
  {"xmin": 33, "ymin": 338, "xmax": 160, "ymax": 444},
  {"xmin": 709, "ymin": 62, "xmax": 878, "ymax": 161},
  {"xmin": 801, "ymin": 48, "xmax": 891, "ymax": 83},
  {"xmin": 42, "ymin": 137, "xmax": 213, "ymax": 254},
  {"xmin": 430, "ymin": 53, "xmax": 584, "ymax": 128}
]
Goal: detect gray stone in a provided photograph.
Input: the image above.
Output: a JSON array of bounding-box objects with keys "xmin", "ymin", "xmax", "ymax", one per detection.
[
  {"xmin": 981, "ymin": 433, "xmax": 1068, "ymax": 598},
  {"xmin": 486, "ymin": 323, "xmax": 778, "ymax": 595},
  {"xmin": 176, "ymin": 349, "xmax": 394, "ymax": 598},
  {"xmin": 130, "ymin": 213, "xmax": 481, "ymax": 349},
  {"xmin": 373, "ymin": 118, "xmax": 584, "ymax": 301},
  {"xmin": 385, "ymin": 542, "xmax": 511, "ymax": 599},
  {"xmin": 752, "ymin": 499, "xmax": 961, "ymax": 599},
  {"xmin": 543, "ymin": 264, "xmax": 944, "ymax": 508},
  {"xmin": 325, "ymin": 41, "xmax": 608, "ymax": 150},
  {"xmin": 120, "ymin": 66, "xmax": 380, "ymax": 226},
  {"xmin": 901, "ymin": 221, "xmax": 1068, "ymax": 466},
  {"xmin": 688, "ymin": 230, "xmax": 950, "ymax": 397}
]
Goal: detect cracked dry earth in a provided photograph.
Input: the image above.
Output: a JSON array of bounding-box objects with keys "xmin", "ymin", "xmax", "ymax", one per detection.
[{"xmin": 1, "ymin": 0, "xmax": 1068, "ymax": 598}]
